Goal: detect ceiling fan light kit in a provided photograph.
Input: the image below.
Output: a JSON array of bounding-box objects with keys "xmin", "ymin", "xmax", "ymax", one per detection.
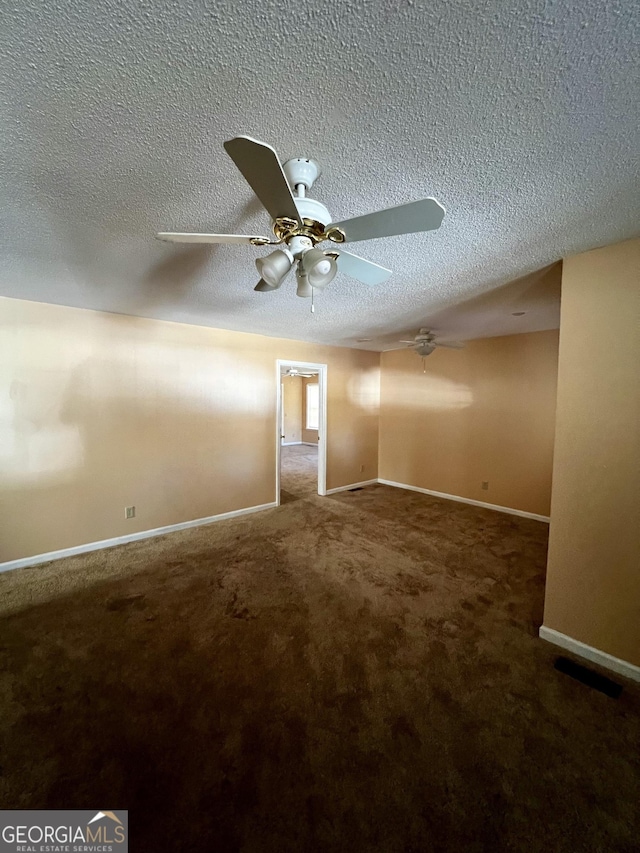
[
  {"xmin": 415, "ymin": 341, "xmax": 436, "ymax": 357},
  {"xmin": 255, "ymin": 247, "xmax": 294, "ymax": 290},
  {"xmin": 158, "ymin": 135, "xmax": 445, "ymax": 303},
  {"xmin": 301, "ymin": 246, "xmax": 338, "ymax": 289},
  {"xmin": 295, "ymin": 268, "xmax": 313, "ymax": 298}
]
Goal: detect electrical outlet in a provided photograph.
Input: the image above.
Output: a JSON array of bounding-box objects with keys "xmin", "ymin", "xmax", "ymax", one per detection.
[
  {"xmin": 125, "ymin": 506, "xmax": 135, "ymax": 519},
  {"xmin": 481, "ymin": 481, "xmax": 489, "ymax": 491}
]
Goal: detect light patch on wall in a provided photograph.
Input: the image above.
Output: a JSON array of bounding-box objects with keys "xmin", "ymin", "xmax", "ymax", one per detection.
[
  {"xmin": 383, "ymin": 368, "xmax": 473, "ymax": 411},
  {"xmin": 0, "ymin": 324, "xmax": 90, "ymax": 485},
  {"xmin": 347, "ymin": 368, "xmax": 381, "ymax": 413},
  {"xmin": 0, "ymin": 377, "xmax": 84, "ymax": 485},
  {"xmin": 0, "ymin": 320, "xmax": 273, "ymax": 487},
  {"xmin": 99, "ymin": 339, "xmax": 273, "ymax": 414}
]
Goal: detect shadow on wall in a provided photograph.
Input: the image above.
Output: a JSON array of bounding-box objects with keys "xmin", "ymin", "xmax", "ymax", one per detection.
[
  {"xmin": 383, "ymin": 399, "xmax": 553, "ymax": 514},
  {"xmin": 378, "ymin": 332, "xmax": 559, "ymax": 517},
  {"xmin": 381, "ymin": 401, "xmax": 474, "ymax": 495}
]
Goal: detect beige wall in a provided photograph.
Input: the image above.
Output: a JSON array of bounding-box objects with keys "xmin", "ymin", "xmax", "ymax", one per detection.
[
  {"xmin": 301, "ymin": 376, "xmax": 319, "ymax": 445},
  {"xmin": 379, "ymin": 330, "xmax": 559, "ymax": 516},
  {"xmin": 543, "ymin": 237, "xmax": 640, "ymax": 666},
  {"xmin": 282, "ymin": 375, "xmax": 302, "ymax": 443},
  {"xmin": 0, "ymin": 297, "xmax": 379, "ymax": 562}
]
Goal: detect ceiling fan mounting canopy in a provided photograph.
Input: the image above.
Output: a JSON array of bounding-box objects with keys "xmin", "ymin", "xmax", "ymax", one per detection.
[
  {"xmin": 415, "ymin": 328, "xmax": 435, "ymax": 342},
  {"xmin": 282, "ymin": 158, "xmax": 321, "ymax": 192},
  {"xmin": 157, "ymin": 135, "xmax": 446, "ymax": 298}
]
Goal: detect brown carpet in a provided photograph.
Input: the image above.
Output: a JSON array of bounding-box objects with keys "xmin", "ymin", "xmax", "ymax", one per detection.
[
  {"xmin": 280, "ymin": 443, "xmax": 318, "ymax": 504},
  {"xmin": 0, "ymin": 482, "xmax": 638, "ymax": 852}
]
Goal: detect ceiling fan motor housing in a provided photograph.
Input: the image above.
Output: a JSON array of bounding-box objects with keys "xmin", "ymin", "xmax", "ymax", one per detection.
[{"xmin": 293, "ymin": 196, "xmax": 332, "ymax": 227}]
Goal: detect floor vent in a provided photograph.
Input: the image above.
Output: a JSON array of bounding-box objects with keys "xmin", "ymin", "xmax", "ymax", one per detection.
[{"xmin": 554, "ymin": 656, "xmax": 623, "ymax": 698}]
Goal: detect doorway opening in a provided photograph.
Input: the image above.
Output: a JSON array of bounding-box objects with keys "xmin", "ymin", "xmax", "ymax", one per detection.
[{"xmin": 276, "ymin": 360, "xmax": 327, "ymax": 506}]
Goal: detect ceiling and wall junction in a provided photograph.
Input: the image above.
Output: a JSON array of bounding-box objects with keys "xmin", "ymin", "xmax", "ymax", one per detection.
[{"xmin": 0, "ymin": 0, "xmax": 638, "ymax": 347}]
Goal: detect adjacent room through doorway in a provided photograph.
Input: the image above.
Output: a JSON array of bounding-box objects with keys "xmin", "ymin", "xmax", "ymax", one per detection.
[
  {"xmin": 280, "ymin": 445, "xmax": 318, "ymax": 504},
  {"xmin": 277, "ymin": 361, "xmax": 326, "ymax": 504}
]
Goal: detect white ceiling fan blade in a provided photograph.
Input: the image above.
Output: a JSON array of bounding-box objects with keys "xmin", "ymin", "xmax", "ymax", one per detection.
[
  {"xmin": 157, "ymin": 232, "xmax": 270, "ymax": 245},
  {"xmin": 435, "ymin": 340, "xmax": 465, "ymax": 349},
  {"xmin": 382, "ymin": 343, "xmax": 415, "ymax": 351},
  {"xmin": 224, "ymin": 135, "xmax": 301, "ymax": 224},
  {"xmin": 329, "ymin": 198, "xmax": 445, "ymax": 243},
  {"xmin": 335, "ymin": 249, "xmax": 392, "ymax": 286}
]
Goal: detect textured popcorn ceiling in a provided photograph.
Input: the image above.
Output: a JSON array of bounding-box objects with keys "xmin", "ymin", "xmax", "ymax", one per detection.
[{"xmin": 0, "ymin": 0, "xmax": 638, "ymax": 349}]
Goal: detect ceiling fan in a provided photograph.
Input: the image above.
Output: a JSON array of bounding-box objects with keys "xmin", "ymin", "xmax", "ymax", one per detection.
[
  {"xmin": 283, "ymin": 367, "xmax": 316, "ymax": 378},
  {"xmin": 395, "ymin": 328, "xmax": 465, "ymax": 357},
  {"xmin": 157, "ymin": 135, "xmax": 445, "ymax": 300}
]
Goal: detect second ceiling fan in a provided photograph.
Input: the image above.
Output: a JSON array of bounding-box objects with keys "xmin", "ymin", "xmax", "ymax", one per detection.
[
  {"xmin": 158, "ymin": 136, "xmax": 445, "ymax": 299},
  {"xmin": 395, "ymin": 328, "xmax": 464, "ymax": 357},
  {"xmin": 283, "ymin": 368, "xmax": 315, "ymax": 378}
]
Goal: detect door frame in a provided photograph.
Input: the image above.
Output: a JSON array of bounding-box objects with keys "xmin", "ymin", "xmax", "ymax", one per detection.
[{"xmin": 276, "ymin": 359, "xmax": 328, "ymax": 505}]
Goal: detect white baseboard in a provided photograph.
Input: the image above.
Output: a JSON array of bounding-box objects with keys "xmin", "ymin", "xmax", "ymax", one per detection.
[
  {"xmin": 539, "ymin": 626, "xmax": 640, "ymax": 683},
  {"xmin": 0, "ymin": 501, "xmax": 277, "ymax": 574},
  {"xmin": 281, "ymin": 441, "xmax": 302, "ymax": 446},
  {"xmin": 377, "ymin": 479, "xmax": 550, "ymax": 522},
  {"xmin": 325, "ymin": 479, "xmax": 379, "ymax": 495},
  {"xmin": 301, "ymin": 442, "xmax": 318, "ymax": 446}
]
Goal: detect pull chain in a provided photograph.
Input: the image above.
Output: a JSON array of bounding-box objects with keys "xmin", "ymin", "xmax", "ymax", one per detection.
[{"xmin": 311, "ymin": 286, "xmax": 315, "ymax": 313}]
